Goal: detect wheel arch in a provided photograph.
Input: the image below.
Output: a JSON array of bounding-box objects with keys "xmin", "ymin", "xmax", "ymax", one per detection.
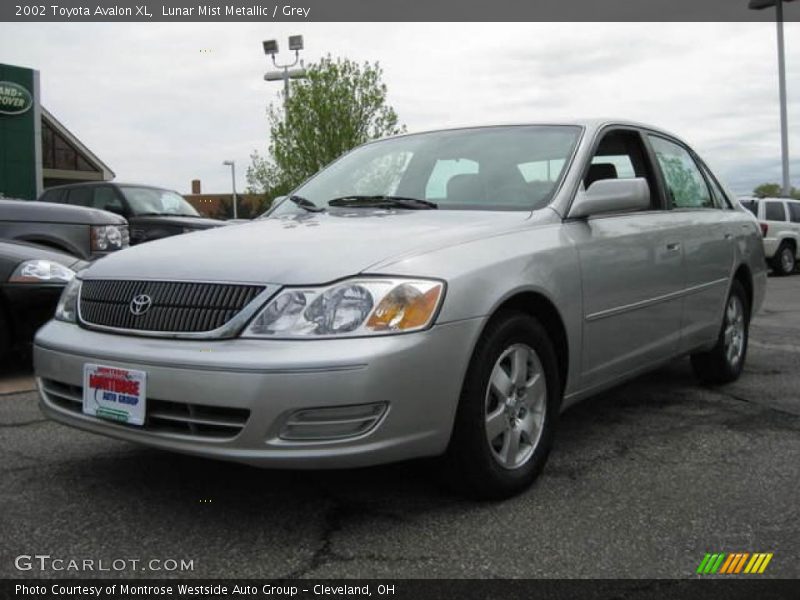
[
  {"xmin": 733, "ymin": 263, "xmax": 754, "ymax": 318},
  {"xmin": 484, "ymin": 290, "xmax": 570, "ymax": 392}
]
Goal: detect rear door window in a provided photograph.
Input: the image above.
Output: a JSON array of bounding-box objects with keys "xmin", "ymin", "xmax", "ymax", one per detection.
[
  {"xmin": 765, "ymin": 201, "xmax": 787, "ymax": 222},
  {"xmin": 92, "ymin": 186, "xmax": 123, "ymax": 211},
  {"xmin": 39, "ymin": 189, "xmax": 62, "ymax": 203},
  {"xmin": 65, "ymin": 187, "xmax": 92, "ymax": 207}
]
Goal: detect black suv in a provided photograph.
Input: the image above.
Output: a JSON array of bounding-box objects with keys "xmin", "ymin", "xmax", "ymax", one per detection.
[{"xmin": 39, "ymin": 182, "xmax": 225, "ymax": 245}]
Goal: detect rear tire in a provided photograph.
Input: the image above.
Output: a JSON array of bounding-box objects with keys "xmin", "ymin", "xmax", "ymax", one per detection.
[
  {"xmin": 690, "ymin": 280, "xmax": 749, "ymax": 385},
  {"xmin": 771, "ymin": 242, "xmax": 796, "ymax": 276},
  {"xmin": 443, "ymin": 311, "xmax": 561, "ymax": 500}
]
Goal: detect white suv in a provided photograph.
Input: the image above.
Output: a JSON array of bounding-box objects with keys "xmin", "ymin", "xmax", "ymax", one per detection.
[{"xmin": 740, "ymin": 197, "xmax": 800, "ymax": 276}]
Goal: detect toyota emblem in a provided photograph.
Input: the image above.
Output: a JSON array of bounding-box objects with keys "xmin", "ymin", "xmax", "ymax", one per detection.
[{"xmin": 129, "ymin": 294, "xmax": 153, "ymax": 316}]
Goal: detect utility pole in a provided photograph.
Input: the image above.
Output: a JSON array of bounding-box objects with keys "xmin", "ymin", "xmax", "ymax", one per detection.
[
  {"xmin": 222, "ymin": 160, "xmax": 238, "ymax": 219},
  {"xmin": 749, "ymin": 0, "xmax": 795, "ymax": 196}
]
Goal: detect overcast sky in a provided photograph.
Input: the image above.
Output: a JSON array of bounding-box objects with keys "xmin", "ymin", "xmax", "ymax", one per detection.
[{"xmin": 1, "ymin": 20, "xmax": 798, "ymax": 195}]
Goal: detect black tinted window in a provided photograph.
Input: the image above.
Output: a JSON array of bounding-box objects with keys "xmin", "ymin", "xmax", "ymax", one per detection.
[
  {"xmin": 39, "ymin": 189, "xmax": 61, "ymax": 203},
  {"xmin": 789, "ymin": 202, "xmax": 800, "ymax": 223},
  {"xmin": 740, "ymin": 199, "xmax": 758, "ymax": 216},
  {"xmin": 765, "ymin": 201, "xmax": 787, "ymax": 222},
  {"xmin": 66, "ymin": 188, "xmax": 92, "ymax": 207}
]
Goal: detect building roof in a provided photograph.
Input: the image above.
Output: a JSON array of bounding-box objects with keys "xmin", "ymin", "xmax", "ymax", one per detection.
[{"xmin": 41, "ymin": 106, "xmax": 115, "ymax": 180}]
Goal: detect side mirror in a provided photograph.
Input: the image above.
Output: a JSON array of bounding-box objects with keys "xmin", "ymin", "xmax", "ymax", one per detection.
[{"xmin": 569, "ymin": 178, "xmax": 650, "ymax": 218}]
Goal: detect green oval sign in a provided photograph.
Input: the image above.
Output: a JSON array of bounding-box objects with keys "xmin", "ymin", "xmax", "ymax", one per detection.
[{"xmin": 0, "ymin": 81, "xmax": 33, "ymax": 115}]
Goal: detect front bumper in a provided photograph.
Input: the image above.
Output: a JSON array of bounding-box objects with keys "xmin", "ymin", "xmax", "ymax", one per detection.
[{"xmin": 33, "ymin": 318, "xmax": 484, "ymax": 468}]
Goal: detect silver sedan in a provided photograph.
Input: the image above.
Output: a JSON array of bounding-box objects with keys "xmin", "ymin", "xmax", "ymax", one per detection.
[{"xmin": 34, "ymin": 120, "xmax": 766, "ymax": 499}]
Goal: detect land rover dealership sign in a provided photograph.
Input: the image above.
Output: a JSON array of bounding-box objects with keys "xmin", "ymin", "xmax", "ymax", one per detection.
[{"xmin": 0, "ymin": 81, "xmax": 33, "ymax": 115}]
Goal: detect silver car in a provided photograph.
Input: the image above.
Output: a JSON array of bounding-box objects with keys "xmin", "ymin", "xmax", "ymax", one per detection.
[{"xmin": 34, "ymin": 121, "xmax": 766, "ymax": 499}]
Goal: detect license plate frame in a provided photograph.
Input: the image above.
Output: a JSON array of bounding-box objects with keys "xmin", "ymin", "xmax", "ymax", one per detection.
[{"xmin": 82, "ymin": 364, "xmax": 147, "ymax": 426}]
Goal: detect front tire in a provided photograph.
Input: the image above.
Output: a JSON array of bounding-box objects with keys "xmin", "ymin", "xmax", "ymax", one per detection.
[
  {"xmin": 691, "ymin": 280, "xmax": 749, "ymax": 385},
  {"xmin": 771, "ymin": 242, "xmax": 796, "ymax": 276},
  {"xmin": 443, "ymin": 311, "xmax": 561, "ymax": 500}
]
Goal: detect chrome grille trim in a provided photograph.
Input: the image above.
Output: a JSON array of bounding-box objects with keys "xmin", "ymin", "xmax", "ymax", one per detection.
[
  {"xmin": 40, "ymin": 378, "xmax": 249, "ymax": 440},
  {"xmin": 77, "ymin": 280, "xmax": 279, "ymax": 339}
]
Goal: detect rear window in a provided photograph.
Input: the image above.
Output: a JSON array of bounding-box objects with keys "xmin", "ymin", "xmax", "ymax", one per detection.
[
  {"xmin": 765, "ymin": 201, "xmax": 787, "ymax": 222},
  {"xmin": 739, "ymin": 199, "xmax": 758, "ymax": 216},
  {"xmin": 39, "ymin": 189, "xmax": 62, "ymax": 203}
]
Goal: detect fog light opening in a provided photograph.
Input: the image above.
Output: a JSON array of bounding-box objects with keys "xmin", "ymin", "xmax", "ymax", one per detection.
[{"xmin": 279, "ymin": 402, "xmax": 388, "ymax": 441}]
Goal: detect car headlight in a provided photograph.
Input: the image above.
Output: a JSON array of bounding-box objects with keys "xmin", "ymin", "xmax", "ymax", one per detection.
[
  {"xmin": 91, "ymin": 224, "xmax": 127, "ymax": 252},
  {"xmin": 55, "ymin": 278, "xmax": 82, "ymax": 323},
  {"xmin": 243, "ymin": 278, "xmax": 445, "ymax": 338},
  {"xmin": 8, "ymin": 260, "xmax": 75, "ymax": 283}
]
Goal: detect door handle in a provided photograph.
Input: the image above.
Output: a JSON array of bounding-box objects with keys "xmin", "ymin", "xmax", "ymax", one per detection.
[{"xmin": 666, "ymin": 242, "xmax": 681, "ymax": 252}]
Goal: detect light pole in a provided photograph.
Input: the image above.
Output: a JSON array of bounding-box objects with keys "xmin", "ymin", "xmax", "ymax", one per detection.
[
  {"xmin": 263, "ymin": 35, "xmax": 307, "ymax": 103},
  {"xmin": 222, "ymin": 160, "xmax": 238, "ymax": 219},
  {"xmin": 749, "ymin": 0, "xmax": 795, "ymax": 196}
]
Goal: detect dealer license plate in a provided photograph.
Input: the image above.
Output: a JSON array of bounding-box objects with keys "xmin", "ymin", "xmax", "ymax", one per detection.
[{"xmin": 82, "ymin": 364, "xmax": 147, "ymax": 426}]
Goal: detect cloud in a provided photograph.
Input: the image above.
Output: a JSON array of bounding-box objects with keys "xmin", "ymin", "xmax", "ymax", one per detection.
[{"xmin": 0, "ymin": 22, "xmax": 797, "ymax": 195}]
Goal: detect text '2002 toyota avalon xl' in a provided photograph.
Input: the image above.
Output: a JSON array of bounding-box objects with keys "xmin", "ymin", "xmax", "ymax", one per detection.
[{"xmin": 34, "ymin": 121, "xmax": 766, "ymax": 499}]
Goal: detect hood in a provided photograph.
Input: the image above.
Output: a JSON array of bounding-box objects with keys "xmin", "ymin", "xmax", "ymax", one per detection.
[
  {"xmin": 84, "ymin": 209, "xmax": 530, "ymax": 284},
  {"xmin": 0, "ymin": 199, "xmax": 127, "ymax": 225},
  {"xmin": 131, "ymin": 215, "xmax": 225, "ymax": 229}
]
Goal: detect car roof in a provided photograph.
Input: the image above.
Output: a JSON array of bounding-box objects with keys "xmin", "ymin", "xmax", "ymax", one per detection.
[{"xmin": 380, "ymin": 119, "xmax": 683, "ymax": 143}]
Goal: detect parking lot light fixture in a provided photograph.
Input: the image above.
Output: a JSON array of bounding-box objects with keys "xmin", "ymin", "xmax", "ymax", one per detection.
[
  {"xmin": 262, "ymin": 35, "xmax": 307, "ymax": 102},
  {"xmin": 222, "ymin": 160, "xmax": 238, "ymax": 220},
  {"xmin": 749, "ymin": 0, "xmax": 795, "ymax": 196}
]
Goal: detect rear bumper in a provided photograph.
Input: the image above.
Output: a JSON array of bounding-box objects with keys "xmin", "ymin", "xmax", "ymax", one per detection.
[
  {"xmin": 763, "ymin": 238, "xmax": 779, "ymax": 259},
  {"xmin": 33, "ymin": 318, "xmax": 484, "ymax": 468}
]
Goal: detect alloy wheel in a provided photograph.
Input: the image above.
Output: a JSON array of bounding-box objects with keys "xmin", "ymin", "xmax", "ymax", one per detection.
[{"xmin": 484, "ymin": 343, "xmax": 547, "ymax": 470}]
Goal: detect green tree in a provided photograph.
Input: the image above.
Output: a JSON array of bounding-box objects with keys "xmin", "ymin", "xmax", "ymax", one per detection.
[
  {"xmin": 753, "ymin": 182, "xmax": 800, "ymax": 199},
  {"xmin": 246, "ymin": 56, "xmax": 405, "ymax": 196}
]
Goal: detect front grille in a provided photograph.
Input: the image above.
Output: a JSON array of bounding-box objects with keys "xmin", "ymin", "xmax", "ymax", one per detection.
[
  {"xmin": 41, "ymin": 378, "xmax": 250, "ymax": 440},
  {"xmin": 79, "ymin": 280, "xmax": 265, "ymax": 333}
]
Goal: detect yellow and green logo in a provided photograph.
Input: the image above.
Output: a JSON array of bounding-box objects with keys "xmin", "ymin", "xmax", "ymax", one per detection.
[{"xmin": 696, "ymin": 552, "xmax": 773, "ymax": 575}]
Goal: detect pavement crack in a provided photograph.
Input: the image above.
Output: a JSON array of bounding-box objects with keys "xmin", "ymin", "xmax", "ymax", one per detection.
[{"xmin": 280, "ymin": 498, "xmax": 423, "ymax": 579}]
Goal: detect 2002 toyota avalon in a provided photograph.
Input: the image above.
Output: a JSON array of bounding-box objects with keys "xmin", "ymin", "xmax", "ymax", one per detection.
[{"xmin": 34, "ymin": 121, "xmax": 766, "ymax": 499}]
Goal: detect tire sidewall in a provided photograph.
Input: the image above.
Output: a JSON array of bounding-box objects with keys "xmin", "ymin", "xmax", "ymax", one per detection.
[
  {"xmin": 451, "ymin": 311, "xmax": 562, "ymax": 495},
  {"xmin": 722, "ymin": 280, "xmax": 750, "ymax": 380},
  {"xmin": 780, "ymin": 245, "xmax": 795, "ymax": 275}
]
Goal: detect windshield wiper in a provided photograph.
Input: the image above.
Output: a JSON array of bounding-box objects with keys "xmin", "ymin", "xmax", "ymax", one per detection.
[
  {"xmin": 288, "ymin": 195, "xmax": 325, "ymax": 213},
  {"xmin": 328, "ymin": 195, "xmax": 438, "ymax": 210}
]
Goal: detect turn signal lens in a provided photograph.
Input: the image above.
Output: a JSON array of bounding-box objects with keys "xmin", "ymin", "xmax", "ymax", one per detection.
[{"xmin": 366, "ymin": 283, "xmax": 443, "ymax": 332}]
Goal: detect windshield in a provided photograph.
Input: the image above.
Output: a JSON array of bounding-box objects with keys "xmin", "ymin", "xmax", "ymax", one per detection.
[
  {"xmin": 272, "ymin": 125, "xmax": 582, "ymax": 214},
  {"xmin": 120, "ymin": 187, "xmax": 200, "ymax": 217}
]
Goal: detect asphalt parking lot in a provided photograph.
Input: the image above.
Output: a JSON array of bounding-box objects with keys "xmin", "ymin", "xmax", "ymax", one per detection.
[{"xmin": 1, "ymin": 276, "xmax": 798, "ymax": 579}]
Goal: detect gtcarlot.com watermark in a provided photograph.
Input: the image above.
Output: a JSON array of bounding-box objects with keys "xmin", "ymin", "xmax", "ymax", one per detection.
[{"xmin": 14, "ymin": 554, "xmax": 194, "ymax": 573}]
